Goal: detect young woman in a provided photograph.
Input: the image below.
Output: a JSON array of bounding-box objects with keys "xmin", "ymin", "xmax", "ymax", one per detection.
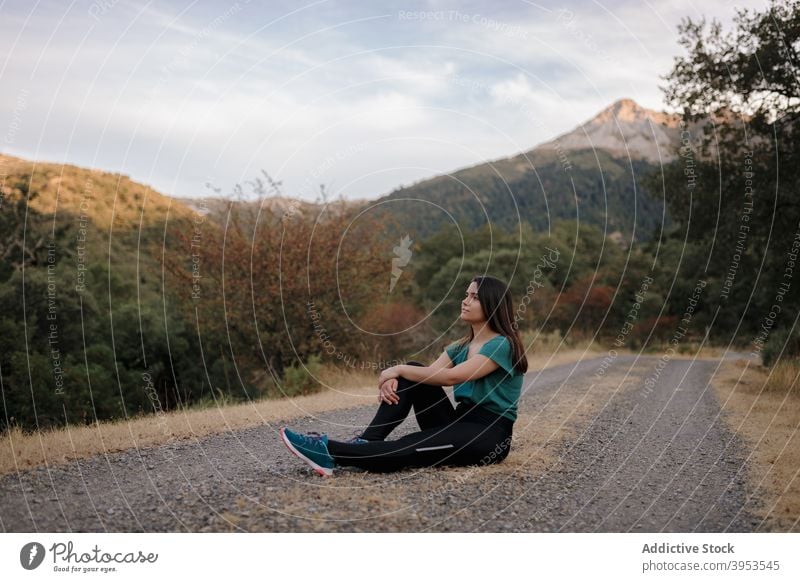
[{"xmin": 280, "ymin": 275, "xmax": 528, "ymax": 476}]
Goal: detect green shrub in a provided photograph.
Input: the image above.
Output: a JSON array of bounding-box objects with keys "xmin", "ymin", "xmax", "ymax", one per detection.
[
  {"xmin": 189, "ymin": 387, "xmax": 235, "ymax": 410},
  {"xmin": 281, "ymin": 354, "xmax": 323, "ymax": 396},
  {"xmin": 762, "ymin": 324, "xmax": 800, "ymax": 368}
]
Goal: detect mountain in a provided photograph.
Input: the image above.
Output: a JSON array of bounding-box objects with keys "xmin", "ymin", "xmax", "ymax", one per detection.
[
  {"xmin": 0, "ymin": 98, "xmax": 684, "ymax": 252},
  {"xmin": 368, "ymin": 98, "xmax": 683, "ymax": 244},
  {"xmin": 537, "ymin": 98, "xmax": 683, "ymax": 163},
  {"xmin": 168, "ymin": 99, "xmax": 687, "ymax": 243}
]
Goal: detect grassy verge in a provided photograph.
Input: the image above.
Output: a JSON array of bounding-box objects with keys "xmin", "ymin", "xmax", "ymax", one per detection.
[
  {"xmin": 640, "ymin": 342, "xmax": 735, "ymax": 358},
  {"xmin": 0, "ymin": 344, "xmax": 605, "ymax": 476},
  {"xmin": 711, "ymin": 358, "xmax": 800, "ymax": 532}
]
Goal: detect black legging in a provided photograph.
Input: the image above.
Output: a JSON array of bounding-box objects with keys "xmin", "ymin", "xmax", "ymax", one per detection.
[{"xmin": 326, "ymin": 361, "xmax": 514, "ymax": 473}]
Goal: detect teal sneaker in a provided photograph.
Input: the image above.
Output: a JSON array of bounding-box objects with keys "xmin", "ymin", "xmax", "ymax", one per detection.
[{"xmin": 280, "ymin": 427, "xmax": 336, "ymax": 477}]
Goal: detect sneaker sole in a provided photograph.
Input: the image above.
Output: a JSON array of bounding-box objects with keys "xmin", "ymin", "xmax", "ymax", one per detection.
[{"xmin": 280, "ymin": 427, "xmax": 334, "ymax": 477}]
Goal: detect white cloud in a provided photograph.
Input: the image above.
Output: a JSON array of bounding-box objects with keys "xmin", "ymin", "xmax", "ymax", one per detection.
[
  {"xmin": 350, "ymin": 91, "xmax": 429, "ymax": 130},
  {"xmin": 489, "ymin": 72, "xmax": 539, "ymax": 105}
]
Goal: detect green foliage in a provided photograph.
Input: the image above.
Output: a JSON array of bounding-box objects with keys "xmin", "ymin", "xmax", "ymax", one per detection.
[
  {"xmin": 280, "ymin": 354, "xmax": 323, "ymax": 397},
  {"xmin": 188, "ymin": 386, "xmax": 236, "ymax": 410},
  {"xmin": 762, "ymin": 325, "xmax": 800, "ymax": 368},
  {"xmin": 411, "ymin": 215, "xmax": 666, "ymax": 343},
  {"xmin": 0, "ymin": 187, "xmax": 261, "ymax": 430},
  {"xmin": 372, "ymin": 149, "xmax": 671, "ymax": 244},
  {"xmin": 658, "ymin": 0, "xmax": 800, "ymax": 350},
  {"xmin": 664, "ymin": 0, "xmax": 800, "ymax": 123}
]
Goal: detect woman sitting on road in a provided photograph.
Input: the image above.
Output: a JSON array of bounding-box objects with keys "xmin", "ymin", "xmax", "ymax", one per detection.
[{"xmin": 279, "ymin": 275, "xmax": 528, "ymax": 476}]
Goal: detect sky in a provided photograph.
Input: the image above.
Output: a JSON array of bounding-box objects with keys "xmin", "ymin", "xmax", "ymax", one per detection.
[{"xmin": 0, "ymin": 0, "xmax": 769, "ymax": 202}]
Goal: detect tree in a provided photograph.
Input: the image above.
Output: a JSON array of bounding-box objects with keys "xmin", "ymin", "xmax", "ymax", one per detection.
[
  {"xmin": 656, "ymin": 0, "xmax": 800, "ymax": 355},
  {"xmin": 665, "ymin": 1, "xmax": 800, "ymax": 124}
]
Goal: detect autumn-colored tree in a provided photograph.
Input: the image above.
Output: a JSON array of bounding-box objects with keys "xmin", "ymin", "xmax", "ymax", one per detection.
[
  {"xmin": 552, "ymin": 273, "xmax": 616, "ymax": 335},
  {"xmin": 162, "ymin": 176, "xmax": 404, "ymax": 394}
]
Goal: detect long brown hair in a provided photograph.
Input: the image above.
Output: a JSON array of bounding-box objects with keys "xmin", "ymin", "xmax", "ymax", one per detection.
[{"xmin": 454, "ymin": 275, "xmax": 528, "ymax": 375}]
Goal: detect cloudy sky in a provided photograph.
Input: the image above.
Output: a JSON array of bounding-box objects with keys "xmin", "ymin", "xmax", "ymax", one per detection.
[{"xmin": 0, "ymin": 0, "xmax": 768, "ymax": 202}]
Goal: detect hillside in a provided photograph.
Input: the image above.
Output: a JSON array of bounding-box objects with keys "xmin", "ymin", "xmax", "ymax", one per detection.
[
  {"xmin": 0, "ymin": 153, "xmax": 204, "ymax": 278},
  {"xmin": 0, "ymin": 152, "xmax": 404, "ymax": 431},
  {"xmin": 0, "ymin": 154, "xmax": 199, "ymax": 228},
  {"xmin": 0, "ymin": 153, "xmax": 243, "ymax": 429},
  {"xmin": 364, "ymin": 99, "xmax": 691, "ymax": 243}
]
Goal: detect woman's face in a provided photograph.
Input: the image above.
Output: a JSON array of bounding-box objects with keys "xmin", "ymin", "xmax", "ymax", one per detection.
[{"xmin": 460, "ymin": 281, "xmax": 486, "ymax": 323}]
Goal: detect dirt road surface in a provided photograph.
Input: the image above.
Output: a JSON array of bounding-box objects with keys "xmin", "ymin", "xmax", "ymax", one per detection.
[{"xmin": 0, "ymin": 353, "xmax": 764, "ymax": 532}]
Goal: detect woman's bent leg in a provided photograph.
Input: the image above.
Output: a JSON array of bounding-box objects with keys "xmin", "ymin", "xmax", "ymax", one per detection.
[
  {"xmin": 328, "ymin": 421, "xmax": 511, "ymax": 473},
  {"xmin": 360, "ymin": 361, "xmax": 456, "ymax": 441},
  {"xmin": 410, "ymin": 378, "xmax": 458, "ymax": 431}
]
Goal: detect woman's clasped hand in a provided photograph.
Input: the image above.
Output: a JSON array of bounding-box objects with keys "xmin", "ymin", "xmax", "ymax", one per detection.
[{"xmin": 378, "ymin": 377, "xmax": 399, "ymax": 405}]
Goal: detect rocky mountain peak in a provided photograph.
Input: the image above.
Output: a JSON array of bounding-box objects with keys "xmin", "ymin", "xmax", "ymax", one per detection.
[{"xmin": 536, "ymin": 98, "xmax": 683, "ymax": 163}]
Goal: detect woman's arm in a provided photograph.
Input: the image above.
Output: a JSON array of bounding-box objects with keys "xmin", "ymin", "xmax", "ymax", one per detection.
[
  {"xmin": 377, "ymin": 351, "xmax": 452, "ymax": 405},
  {"xmin": 380, "ymin": 354, "xmax": 499, "ymax": 387}
]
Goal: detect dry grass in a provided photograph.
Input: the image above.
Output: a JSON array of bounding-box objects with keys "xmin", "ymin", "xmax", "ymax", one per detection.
[
  {"xmin": 641, "ymin": 342, "xmax": 732, "ymax": 359},
  {"xmin": 761, "ymin": 360, "xmax": 800, "ymax": 395},
  {"xmin": 0, "ymin": 346, "xmax": 606, "ymax": 477},
  {"xmin": 711, "ymin": 358, "xmax": 800, "ymax": 531}
]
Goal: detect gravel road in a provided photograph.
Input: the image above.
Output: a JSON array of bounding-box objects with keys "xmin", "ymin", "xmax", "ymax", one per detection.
[{"xmin": 0, "ymin": 353, "xmax": 766, "ymax": 532}]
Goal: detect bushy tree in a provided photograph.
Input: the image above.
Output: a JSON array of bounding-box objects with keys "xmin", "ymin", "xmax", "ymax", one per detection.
[{"xmin": 656, "ymin": 0, "xmax": 800, "ymax": 359}]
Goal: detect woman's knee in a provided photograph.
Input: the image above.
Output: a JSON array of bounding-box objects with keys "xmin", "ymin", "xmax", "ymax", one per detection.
[{"xmin": 396, "ymin": 360, "xmax": 426, "ymax": 389}]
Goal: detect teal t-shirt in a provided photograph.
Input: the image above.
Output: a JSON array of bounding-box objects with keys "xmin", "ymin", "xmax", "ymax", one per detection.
[{"xmin": 445, "ymin": 334, "xmax": 523, "ymax": 422}]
